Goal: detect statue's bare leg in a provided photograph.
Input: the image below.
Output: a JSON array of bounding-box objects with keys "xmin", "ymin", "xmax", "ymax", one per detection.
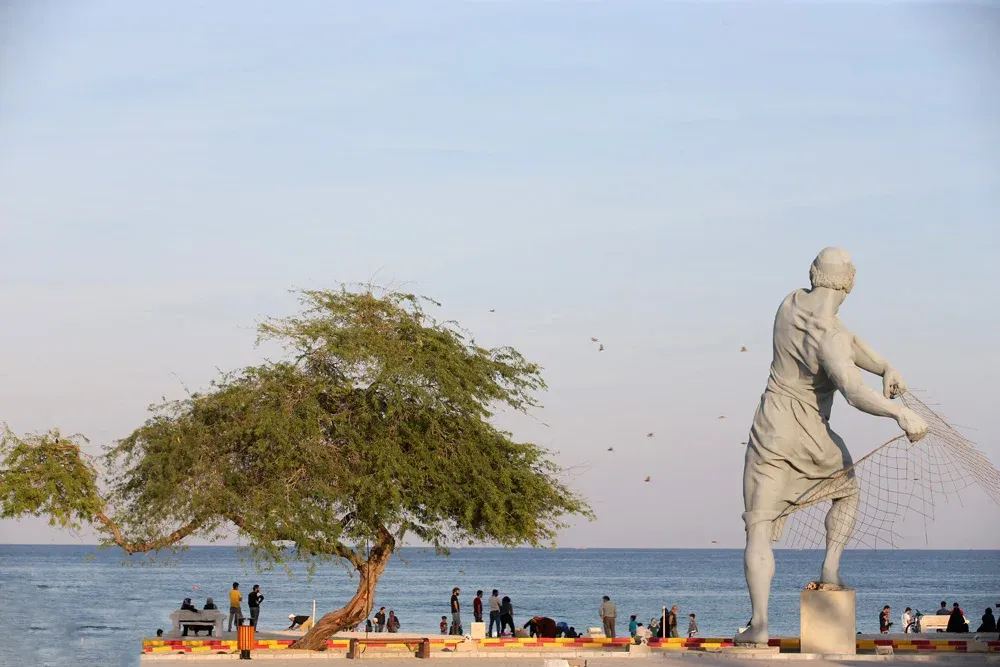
[
  {"xmin": 820, "ymin": 493, "xmax": 858, "ymax": 586},
  {"xmin": 735, "ymin": 521, "xmax": 774, "ymax": 645}
]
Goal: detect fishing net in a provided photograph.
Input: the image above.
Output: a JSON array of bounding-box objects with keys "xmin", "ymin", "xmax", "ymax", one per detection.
[{"xmin": 779, "ymin": 392, "xmax": 1000, "ymax": 550}]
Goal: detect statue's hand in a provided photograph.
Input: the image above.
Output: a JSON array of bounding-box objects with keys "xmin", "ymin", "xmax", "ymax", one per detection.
[
  {"xmin": 882, "ymin": 366, "xmax": 907, "ymax": 399},
  {"xmin": 896, "ymin": 407, "xmax": 929, "ymax": 443}
]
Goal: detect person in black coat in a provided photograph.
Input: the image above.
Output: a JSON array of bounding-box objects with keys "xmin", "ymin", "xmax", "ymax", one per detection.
[
  {"xmin": 976, "ymin": 607, "xmax": 996, "ymax": 633},
  {"xmin": 946, "ymin": 603, "xmax": 968, "ymax": 633}
]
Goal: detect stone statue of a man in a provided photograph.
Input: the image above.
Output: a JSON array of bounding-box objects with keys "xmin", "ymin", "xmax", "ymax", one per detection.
[{"xmin": 735, "ymin": 248, "xmax": 929, "ymax": 646}]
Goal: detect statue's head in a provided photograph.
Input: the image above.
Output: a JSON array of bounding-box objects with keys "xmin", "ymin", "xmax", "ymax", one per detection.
[{"xmin": 809, "ymin": 247, "xmax": 856, "ymax": 295}]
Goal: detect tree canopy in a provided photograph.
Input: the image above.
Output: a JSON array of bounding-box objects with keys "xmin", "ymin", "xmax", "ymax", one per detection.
[{"xmin": 0, "ymin": 286, "xmax": 591, "ymax": 649}]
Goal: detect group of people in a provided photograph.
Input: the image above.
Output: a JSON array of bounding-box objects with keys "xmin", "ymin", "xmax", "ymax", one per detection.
[
  {"xmin": 626, "ymin": 609, "xmax": 698, "ymax": 641},
  {"xmin": 445, "ymin": 588, "xmax": 516, "ymax": 637},
  {"xmin": 441, "ymin": 589, "xmax": 696, "ymax": 640},
  {"xmin": 356, "ymin": 607, "xmax": 402, "ymax": 633},
  {"xmin": 172, "ymin": 581, "xmax": 265, "ymax": 635},
  {"xmin": 883, "ymin": 601, "xmax": 998, "ymax": 634}
]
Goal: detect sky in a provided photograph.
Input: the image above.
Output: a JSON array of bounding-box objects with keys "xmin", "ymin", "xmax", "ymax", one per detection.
[{"xmin": 0, "ymin": 1, "xmax": 998, "ymax": 549}]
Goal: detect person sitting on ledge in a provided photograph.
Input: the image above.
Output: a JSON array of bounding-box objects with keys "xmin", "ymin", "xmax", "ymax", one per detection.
[
  {"xmin": 203, "ymin": 597, "xmax": 217, "ymax": 610},
  {"xmin": 946, "ymin": 603, "xmax": 968, "ymax": 633},
  {"xmin": 977, "ymin": 607, "xmax": 996, "ymax": 633},
  {"xmin": 935, "ymin": 601, "xmax": 950, "ymax": 615}
]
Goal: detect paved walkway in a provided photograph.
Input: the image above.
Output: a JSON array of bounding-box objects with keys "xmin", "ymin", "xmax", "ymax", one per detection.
[{"xmin": 141, "ymin": 655, "xmax": 998, "ymax": 666}]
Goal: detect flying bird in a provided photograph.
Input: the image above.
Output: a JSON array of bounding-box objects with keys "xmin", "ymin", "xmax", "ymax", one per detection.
[
  {"xmin": 489, "ymin": 309, "xmax": 495, "ymax": 313},
  {"xmin": 711, "ymin": 540, "xmax": 719, "ymax": 544},
  {"xmin": 459, "ymin": 570, "xmax": 466, "ymax": 575},
  {"xmin": 646, "ymin": 432, "xmax": 654, "ymax": 438},
  {"xmin": 590, "ymin": 337, "xmax": 599, "ymax": 342},
  {"xmin": 740, "ymin": 346, "xmax": 748, "ymax": 352},
  {"xmin": 644, "ymin": 476, "xmax": 652, "ymax": 483},
  {"xmin": 607, "ymin": 447, "xmax": 614, "ymax": 452},
  {"xmin": 599, "ymin": 344, "xmax": 605, "ymax": 352},
  {"xmin": 741, "ymin": 441, "xmax": 748, "ymax": 445},
  {"xmin": 718, "ymin": 415, "xmax": 726, "ymax": 420}
]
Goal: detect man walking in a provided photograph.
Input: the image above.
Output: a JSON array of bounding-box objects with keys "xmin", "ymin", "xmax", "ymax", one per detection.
[
  {"xmin": 474, "ymin": 590, "xmax": 484, "ymax": 625},
  {"xmin": 669, "ymin": 605, "xmax": 679, "ymax": 638},
  {"xmin": 374, "ymin": 607, "xmax": 386, "ymax": 633},
  {"xmin": 228, "ymin": 582, "xmax": 243, "ymax": 632},
  {"xmin": 248, "ymin": 585, "xmax": 264, "ymax": 628},
  {"xmin": 599, "ymin": 595, "xmax": 617, "ymax": 638},
  {"xmin": 488, "ymin": 589, "xmax": 501, "ymax": 637},
  {"xmin": 450, "ymin": 587, "xmax": 462, "ymax": 635}
]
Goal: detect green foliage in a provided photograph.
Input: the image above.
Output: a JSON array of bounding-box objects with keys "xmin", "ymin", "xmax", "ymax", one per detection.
[
  {"xmin": 0, "ymin": 428, "xmax": 104, "ymax": 531},
  {"xmin": 1, "ymin": 285, "xmax": 591, "ymax": 570}
]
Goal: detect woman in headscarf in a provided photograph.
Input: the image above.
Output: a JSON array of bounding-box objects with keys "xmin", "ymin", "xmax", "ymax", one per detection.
[
  {"xmin": 977, "ymin": 607, "xmax": 996, "ymax": 633},
  {"xmin": 499, "ymin": 596, "xmax": 514, "ymax": 637},
  {"xmin": 946, "ymin": 603, "xmax": 968, "ymax": 633}
]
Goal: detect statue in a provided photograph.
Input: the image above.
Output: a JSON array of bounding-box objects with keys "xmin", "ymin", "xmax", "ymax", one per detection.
[{"xmin": 734, "ymin": 248, "xmax": 929, "ymax": 646}]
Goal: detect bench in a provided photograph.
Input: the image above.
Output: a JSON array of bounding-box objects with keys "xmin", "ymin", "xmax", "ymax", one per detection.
[
  {"xmin": 348, "ymin": 637, "xmax": 432, "ymax": 659},
  {"xmin": 169, "ymin": 609, "xmax": 225, "ymax": 637},
  {"xmin": 916, "ymin": 614, "xmax": 967, "ymax": 633}
]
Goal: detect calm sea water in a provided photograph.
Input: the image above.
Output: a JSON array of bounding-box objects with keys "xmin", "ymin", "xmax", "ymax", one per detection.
[{"xmin": 0, "ymin": 546, "xmax": 996, "ymax": 666}]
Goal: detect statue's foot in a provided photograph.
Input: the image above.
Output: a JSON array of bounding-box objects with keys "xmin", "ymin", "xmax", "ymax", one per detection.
[
  {"xmin": 734, "ymin": 623, "xmax": 768, "ymax": 646},
  {"xmin": 819, "ymin": 566, "xmax": 847, "ymax": 589}
]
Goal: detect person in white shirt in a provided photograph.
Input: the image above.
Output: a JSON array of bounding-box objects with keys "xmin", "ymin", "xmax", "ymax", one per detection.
[{"xmin": 901, "ymin": 607, "xmax": 912, "ymax": 633}]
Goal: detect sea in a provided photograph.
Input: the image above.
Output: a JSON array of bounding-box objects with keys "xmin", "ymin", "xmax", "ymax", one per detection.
[{"xmin": 0, "ymin": 545, "xmax": 996, "ymax": 666}]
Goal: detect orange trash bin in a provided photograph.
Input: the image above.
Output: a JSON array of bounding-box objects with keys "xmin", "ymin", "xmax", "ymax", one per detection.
[{"xmin": 238, "ymin": 619, "xmax": 255, "ymax": 659}]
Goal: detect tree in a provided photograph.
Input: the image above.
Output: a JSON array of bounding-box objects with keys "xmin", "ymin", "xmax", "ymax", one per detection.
[{"xmin": 0, "ymin": 286, "xmax": 591, "ymax": 650}]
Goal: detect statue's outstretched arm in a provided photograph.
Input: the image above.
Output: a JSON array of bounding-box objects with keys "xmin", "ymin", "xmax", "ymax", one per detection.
[
  {"xmin": 820, "ymin": 330, "xmax": 928, "ymax": 442},
  {"xmin": 852, "ymin": 333, "xmax": 909, "ymax": 399},
  {"xmin": 819, "ymin": 330, "xmax": 901, "ymax": 420},
  {"xmin": 851, "ymin": 333, "xmax": 888, "ymax": 375}
]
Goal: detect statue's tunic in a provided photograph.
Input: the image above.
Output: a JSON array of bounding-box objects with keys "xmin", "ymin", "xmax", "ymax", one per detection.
[{"xmin": 742, "ymin": 289, "xmax": 858, "ymax": 541}]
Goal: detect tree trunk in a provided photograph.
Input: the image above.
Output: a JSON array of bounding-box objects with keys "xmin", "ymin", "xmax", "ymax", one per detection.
[{"xmin": 289, "ymin": 529, "xmax": 395, "ymax": 651}]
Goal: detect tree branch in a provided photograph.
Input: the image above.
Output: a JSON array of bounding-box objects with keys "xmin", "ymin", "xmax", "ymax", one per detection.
[{"xmin": 94, "ymin": 510, "xmax": 203, "ymax": 555}]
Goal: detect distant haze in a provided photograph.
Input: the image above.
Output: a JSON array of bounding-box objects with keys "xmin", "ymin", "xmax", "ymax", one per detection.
[{"xmin": 1, "ymin": 2, "xmax": 997, "ymax": 548}]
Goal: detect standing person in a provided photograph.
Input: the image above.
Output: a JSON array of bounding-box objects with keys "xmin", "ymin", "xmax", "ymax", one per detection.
[
  {"xmin": 668, "ymin": 606, "xmax": 679, "ymax": 638},
  {"xmin": 387, "ymin": 610, "xmax": 400, "ymax": 633},
  {"xmin": 879, "ymin": 606, "xmax": 892, "ymax": 633},
  {"xmin": 500, "ymin": 596, "xmax": 515, "ymax": 636},
  {"xmin": 374, "ymin": 607, "xmax": 386, "ymax": 633},
  {"xmin": 488, "ymin": 590, "xmax": 501, "ymax": 638},
  {"xmin": 687, "ymin": 613, "xmax": 698, "ymax": 638},
  {"xmin": 227, "ymin": 582, "xmax": 243, "ymax": 632},
  {"xmin": 936, "ymin": 601, "xmax": 950, "ymax": 615},
  {"xmin": 598, "ymin": 595, "xmax": 617, "ymax": 638},
  {"xmin": 628, "ymin": 615, "xmax": 638, "ymax": 638},
  {"xmin": 473, "ymin": 590, "xmax": 484, "ymax": 624},
  {"xmin": 450, "ymin": 587, "xmax": 462, "ymax": 635},
  {"xmin": 901, "ymin": 607, "xmax": 912, "ymax": 634},
  {"xmin": 248, "ymin": 585, "xmax": 264, "ymax": 628}
]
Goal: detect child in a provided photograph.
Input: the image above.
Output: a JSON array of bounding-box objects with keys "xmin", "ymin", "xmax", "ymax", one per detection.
[
  {"xmin": 440, "ymin": 616, "xmax": 448, "ymax": 634},
  {"xmin": 687, "ymin": 613, "xmax": 698, "ymax": 638}
]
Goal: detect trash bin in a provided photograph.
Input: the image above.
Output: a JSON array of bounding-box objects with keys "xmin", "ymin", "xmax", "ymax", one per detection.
[{"xmin": 238, "ymin": 618, "xmax": 255, "ymax": 659}]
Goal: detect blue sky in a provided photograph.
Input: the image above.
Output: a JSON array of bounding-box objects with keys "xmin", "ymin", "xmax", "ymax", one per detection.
[{"xmin": 0, "ymin": 1, "xmax": 997, "ymax": 548}]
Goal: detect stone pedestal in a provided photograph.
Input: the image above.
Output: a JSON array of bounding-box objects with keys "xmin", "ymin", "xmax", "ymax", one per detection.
[
  {"xmin": 800, "ymin": 588, "xmax": 856, "ymax": 655},
  {"xmin": 627, "ymin": 643, "xmax": 650, "ymax": 656}
]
